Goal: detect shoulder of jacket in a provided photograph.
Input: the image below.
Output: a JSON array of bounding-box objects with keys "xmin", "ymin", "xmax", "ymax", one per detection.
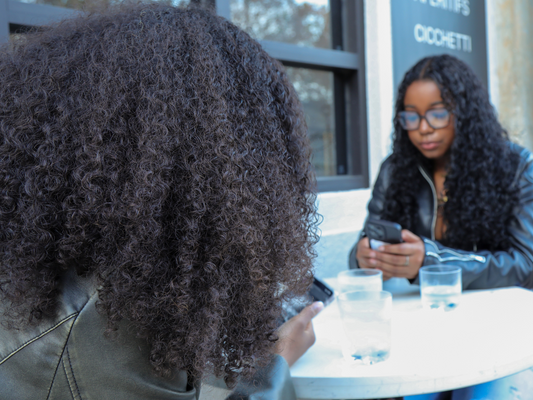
[
  {"xmin": 380, "ymin": 154, "xmax": 394, "ymax": 170},
  {"xmin": 508, "ymin": 142, "xmax": 533, "ymax": 183},
  {"xmin": 508, "ymin": 141, "xmax": 530, "ymax": 158},
  {"xmin": 374, "ymin": 155, "xmax": 394, "ymax": 186},
  {"xmin": 0, "ymin": 269, "xmax": 98, "ymax": 364}
]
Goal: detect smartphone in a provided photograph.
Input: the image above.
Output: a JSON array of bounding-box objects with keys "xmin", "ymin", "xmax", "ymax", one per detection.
[
  {"xmin": 308, "ymin": 278, "xmax": 335, "ymax": 305},
  {"xmin": 365, "ymin": 219, "xmax": 403, "ymax": 250},
  {"xmin": 279, "ymin": 277, "xmax": 334, "ymax": 324}
]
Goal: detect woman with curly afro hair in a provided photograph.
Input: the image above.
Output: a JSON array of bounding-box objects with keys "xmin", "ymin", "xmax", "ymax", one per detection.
[
  {"xmin": 351, "ymin": 54, "xmax": 533, "ymax": 290},
  {"xmin": 0, "ymin": 3, "xmax": 323, "ymax": 399}
]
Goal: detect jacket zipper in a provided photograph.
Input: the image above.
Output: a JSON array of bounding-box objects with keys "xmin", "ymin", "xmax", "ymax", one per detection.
[{"xmin": 417, "ymin": 165, "xmax": 437, "ymax": 241}]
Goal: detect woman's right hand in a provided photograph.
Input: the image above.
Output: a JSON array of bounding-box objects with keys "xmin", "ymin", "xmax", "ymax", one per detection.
[
  {"xmin": 275, "ymin": 302, "xmax": 324, "ymax": 367},
  {"xmin": 355, "ymin": 237, "xmax": 393, "ymax": 280}
]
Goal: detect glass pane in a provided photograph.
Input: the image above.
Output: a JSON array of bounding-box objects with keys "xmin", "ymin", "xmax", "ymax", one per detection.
[
  {"xmin": 230, "ymin": 0, "xmax": 331, "ymax": 49},
  {"xmin": 285, "ymin": 67, "xmax": 336, "ymax": 177},
  {"xmin": 16, "ymin": 0, "xmax": 107, "ymax": 10}
]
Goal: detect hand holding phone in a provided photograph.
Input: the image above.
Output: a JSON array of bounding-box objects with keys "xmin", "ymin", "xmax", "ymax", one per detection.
[
  {"xmin": 279, "ymin": 278, "xmax": 334, "ymax": 324},
  {"xmin": 276, "ymin": 301, "xmax": 324, "ymax": 366},
  {"xmin": 365, "ymin": 219, "xmax": 403, "ymax": 250},
  {"xmin": 359, "ymin": 220, "xmax": 424, "ymax": 280}
]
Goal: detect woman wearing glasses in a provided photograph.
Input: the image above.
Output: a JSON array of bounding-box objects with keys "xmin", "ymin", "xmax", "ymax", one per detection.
[
  {"xmin": 351, "ymin": 54, "xmax": 533, "ymax": 290},
  {"xmin": 350, "ymin": 52, "xmax": 533, "ymax": 400}
]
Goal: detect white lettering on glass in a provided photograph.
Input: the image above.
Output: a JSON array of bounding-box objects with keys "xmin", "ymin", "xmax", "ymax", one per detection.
[
  {"xmin": 413, "ymin": 0, "xmax": 470, "ymax": 16},
  {"xmin": 413, "ymin": 24, "xmax": 472, "ymax": 52}
]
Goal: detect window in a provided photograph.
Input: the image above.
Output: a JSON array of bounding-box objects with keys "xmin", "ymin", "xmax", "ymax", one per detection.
[
  {"xmin": 0, "ymin": 0, "xmax": 367, "ymax": 191},
  {"xmin": 1, "ymin": 0, "xmax": 77, "ymax": 40},
  {"xmin": 222, "ymin": 0, "xmax": 368, "ymax": 191},
  {"xmin": 285, "ymin": 67, "xmax": 336, "ymax": 177},
  {"xmin": 230, "ymin": 0, "xmax": 331, "ymax": 49}
]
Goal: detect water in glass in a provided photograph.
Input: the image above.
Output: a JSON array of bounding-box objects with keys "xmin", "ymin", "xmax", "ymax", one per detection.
[
  {"xmin": 419, "ymin": 265, "xmax": 462, "ymax": 312},
  {"xmin": 337, "ymin": 291, "xmax": 392, "ymax": 365},
  {"xmin": 421, "ymin": 283, "xmax": 461, "ymax": 311}
]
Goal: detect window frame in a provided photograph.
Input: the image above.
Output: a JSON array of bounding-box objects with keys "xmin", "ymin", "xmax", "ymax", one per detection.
[
  {"xmin": 1, "ymin": 0, "xmax": 77, "ymax": 37},
  {"xmin": 217, "ymin": 0, "xmax": 368, "ymax": 192}
]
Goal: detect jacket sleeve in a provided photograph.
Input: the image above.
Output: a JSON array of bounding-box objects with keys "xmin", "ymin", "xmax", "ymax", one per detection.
[
  {"xmin": 414, "ymin": 152, "xmax": 533, "ymax": 290},
  {"xmin": 225, "ymin": 355, "xmax": 296, "ymax": 400},
  {"xmin": 348, "ymin": 157, "xmax": 393, "ymax": 269}
]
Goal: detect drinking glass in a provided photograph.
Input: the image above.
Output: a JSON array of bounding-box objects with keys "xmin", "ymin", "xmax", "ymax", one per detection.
[
  {"xmin": 419, "ymin": 265, "xmax": 462, "ymax": 311},
  {"xmin": 337, "ymin": 290, "xmax": 392, "ymax": 365},
  {"xmin": 337, "ymin": 269, "xmax": 382, "ymax": 293}
]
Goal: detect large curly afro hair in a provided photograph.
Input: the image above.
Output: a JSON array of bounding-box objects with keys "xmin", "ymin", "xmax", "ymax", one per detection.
[
  {"xmin": 382, "ymin": 54, "xmax": 520, "ymax": 251},
  {"xmin": 0, "ymin": 2, "xmax": 318, "ymax": 387}
]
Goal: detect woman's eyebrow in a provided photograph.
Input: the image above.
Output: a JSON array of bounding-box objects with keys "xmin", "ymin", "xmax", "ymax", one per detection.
[{"xmin": 404, "ymin": 101, "xmax": 445, "ymax": 109}]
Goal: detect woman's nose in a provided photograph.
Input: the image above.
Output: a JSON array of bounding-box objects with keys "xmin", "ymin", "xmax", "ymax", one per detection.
[{"xmin": 418, "ymin": 117, "xmax": 433, "ymax": 134}]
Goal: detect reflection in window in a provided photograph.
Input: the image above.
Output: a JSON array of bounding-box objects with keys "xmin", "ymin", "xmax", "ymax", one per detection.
[
  {"xmin": 15, "ymin": 0, "xmax": 186, "ymax": 11},
  {"xmin": 285, "ymin": 67, "xmax": 335, "ymax": 177},
  {"xmin": 16, "ymin": 0, "xmax": 103, "ymax": 9},
  {"xmin": 231, "ymin": 0, "xmax": 331, "ymax": 49}
]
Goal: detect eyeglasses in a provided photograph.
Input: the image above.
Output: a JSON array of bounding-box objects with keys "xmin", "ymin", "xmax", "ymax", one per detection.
[{"xmin": 397, "ymin": 108, "xmax": 451, "ymax": 130}]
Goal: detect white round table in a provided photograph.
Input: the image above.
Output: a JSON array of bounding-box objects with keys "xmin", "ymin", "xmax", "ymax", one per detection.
[{"xmin": 290, "ymin": 278, "xmax": 533, "ymax": 399}]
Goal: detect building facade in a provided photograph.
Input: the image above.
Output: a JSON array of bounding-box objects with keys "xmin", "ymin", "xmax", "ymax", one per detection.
[{"xmin": 1, "ymin": 0, "xmax": 531, "ymax": 278}]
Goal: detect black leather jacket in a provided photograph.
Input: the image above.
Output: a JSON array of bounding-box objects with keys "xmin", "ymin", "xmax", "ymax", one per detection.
[
  {"xmin": 350, "ymin": 142, "xmax": 533, "ymax": 290},
  {"xmin": 0, "ymin": 268, "xmax": 296, "ymax": 400}
]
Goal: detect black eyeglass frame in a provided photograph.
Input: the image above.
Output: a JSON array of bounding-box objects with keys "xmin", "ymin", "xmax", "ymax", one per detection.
[{"xmin": 396, "ymin": 108, "xmax": 452, "ymax": 131}]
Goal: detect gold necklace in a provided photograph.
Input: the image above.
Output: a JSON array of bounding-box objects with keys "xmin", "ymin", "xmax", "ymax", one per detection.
[
  {"xmin": 437, "ymin": 170, "xmax": 448, "ymax": 207},
  {"xmin": 437, "ymin": 190, "xmax": 448, "ymax": 207}
]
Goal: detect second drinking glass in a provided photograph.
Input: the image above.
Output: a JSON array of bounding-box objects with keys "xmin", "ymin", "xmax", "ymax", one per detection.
[{"xmin": 337, "ymin": 269, "xmax": 383, "ymax": 293}]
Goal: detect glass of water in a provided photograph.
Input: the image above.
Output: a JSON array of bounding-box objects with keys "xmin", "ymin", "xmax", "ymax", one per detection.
[
  {"xmin": 337, "ymin": 290, "xmax": 392, "ymax": 365},
  {"xmin": 337, "ymin": 269, "xmax": 382, "ymax": 293},
  {"xmin": 419, "ymin": 265, "xmax": 462, "ymax": 311}
]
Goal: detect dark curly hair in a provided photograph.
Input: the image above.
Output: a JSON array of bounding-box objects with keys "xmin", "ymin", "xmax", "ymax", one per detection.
[
  {"xmin": 0, "ymin": 3, "xmax": 318, "ymax": 387},
  {"xmin": 382, "ymin": 54, "xmax": 520, "ymax": 251}
]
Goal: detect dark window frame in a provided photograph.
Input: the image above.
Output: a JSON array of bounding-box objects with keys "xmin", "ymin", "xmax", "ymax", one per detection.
[
  {"xmin": 217, "ymin": 0, "xmax": 368, "ymax": 192},
  {"xmin": 2, "ymin": 0, "xmax": 77, "ymax": 35}
]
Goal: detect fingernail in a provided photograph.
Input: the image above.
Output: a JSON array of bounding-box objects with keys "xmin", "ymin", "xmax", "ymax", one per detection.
[
  {"xmin": 378, "ymin": 246, "xmax": 384, "ymax": 252},
  {"xmin": 313, "ymin": 302, "xmax": 324, "ymax": 312},
  {"xmin": 369, "ymin": 252, "xmax": 375, "ymax": 258}
]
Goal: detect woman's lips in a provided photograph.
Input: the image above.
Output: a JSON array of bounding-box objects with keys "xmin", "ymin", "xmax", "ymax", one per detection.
[{"xmin": 420, "ymin": 141, "xmax": 440, "ymax": 150}]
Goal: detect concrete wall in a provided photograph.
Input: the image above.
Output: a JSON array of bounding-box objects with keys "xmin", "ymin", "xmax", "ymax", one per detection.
[
  {"xmin": 314, "ymin": 189, "xmax": 370, "ymax": 279},
  {"xmin": 486, "ymin": 0, "xmax": 533, "ymax": 150}
]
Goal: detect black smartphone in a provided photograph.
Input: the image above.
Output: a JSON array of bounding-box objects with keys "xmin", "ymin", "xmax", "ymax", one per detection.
[
  {"xmin": 365, "ymin": 219, "xmax": 403, "ymax": 250},
  {"xmin": 308, "ymin": 278, "xmax": 335, "ymax": 305},
  {"xmin": 279, "ymin": 277, "xmax": 334, "ymax": 324}
]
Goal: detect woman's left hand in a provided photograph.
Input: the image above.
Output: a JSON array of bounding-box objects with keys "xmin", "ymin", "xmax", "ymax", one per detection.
[{"xmin": 367, "ymin": 229, "xmax": 425, "ymax": 280}]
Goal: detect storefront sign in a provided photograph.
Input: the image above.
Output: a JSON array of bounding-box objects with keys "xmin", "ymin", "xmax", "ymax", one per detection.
[{"xmin": 391, "ymin": 0, "xmax": 487, "ymax": 91}]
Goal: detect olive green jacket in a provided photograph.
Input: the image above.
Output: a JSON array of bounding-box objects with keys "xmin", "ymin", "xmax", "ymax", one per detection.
[{"xmin": 0, "ymin": 269, "xmax": 296, "ymax": 400}]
